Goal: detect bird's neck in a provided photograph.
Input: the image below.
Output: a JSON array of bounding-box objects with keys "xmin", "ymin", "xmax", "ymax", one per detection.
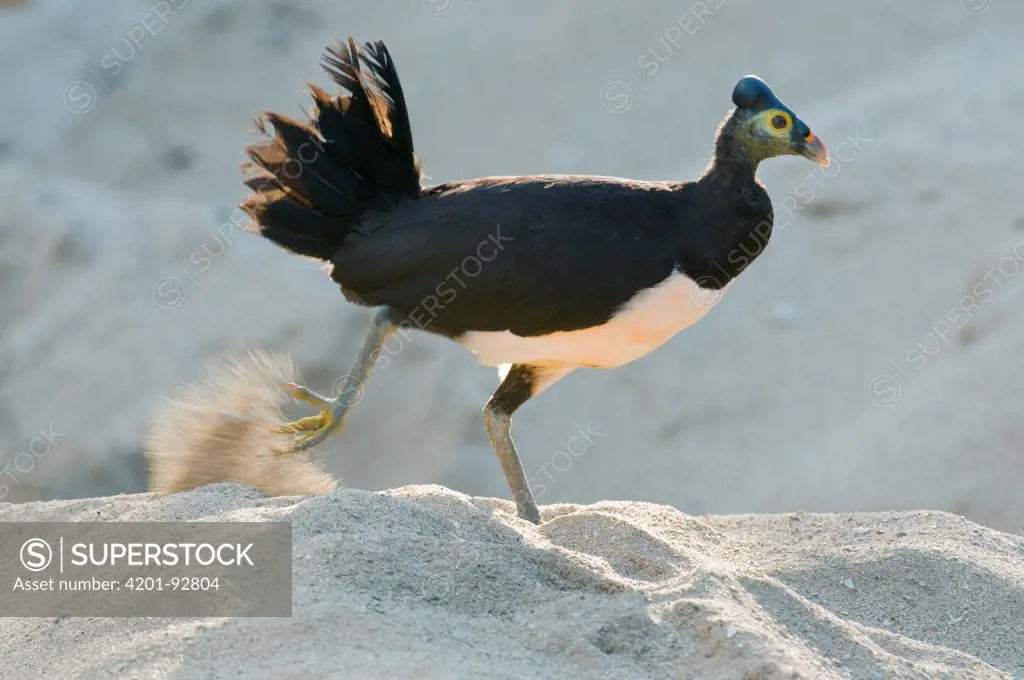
[
  {"xmin": 703, "ymin": 111, "xmax": 763, "ymax": 183},
  {"xmin": 670, "ymin": 110, "xmax": 775, "ymax": 290}
]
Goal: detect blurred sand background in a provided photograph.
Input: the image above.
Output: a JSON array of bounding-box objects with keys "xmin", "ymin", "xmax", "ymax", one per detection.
[{"xmin": 3, "ymin": 0, "xmax": 1024, "ymax": 534}]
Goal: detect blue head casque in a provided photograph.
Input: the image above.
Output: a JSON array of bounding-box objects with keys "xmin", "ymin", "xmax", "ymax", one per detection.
[{"xmin": 731, "ymin": 76, "xmax": 786, "ymax": 113}]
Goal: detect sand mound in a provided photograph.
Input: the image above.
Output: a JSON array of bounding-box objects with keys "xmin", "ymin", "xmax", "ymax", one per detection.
[{"xmin": 2, "ymin": 487, "xmax": 1021, "ymax": 679}]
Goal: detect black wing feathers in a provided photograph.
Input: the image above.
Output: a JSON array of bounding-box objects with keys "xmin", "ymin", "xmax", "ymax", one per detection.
[{"xmin": 331, "ymin": 177, "xmax": 684, "ymax": 337}]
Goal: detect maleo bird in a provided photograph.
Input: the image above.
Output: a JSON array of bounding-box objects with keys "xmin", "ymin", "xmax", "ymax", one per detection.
[{"xmin": 240, "ymin": 38, "xmax": 828, "ymax": 524}]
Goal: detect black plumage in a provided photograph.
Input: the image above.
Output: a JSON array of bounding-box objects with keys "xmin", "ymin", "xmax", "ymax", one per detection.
[
  {"xmin": 240, "ymin": 37, "xmax": 829, "ymax": 524},
  {"xmin": 337, "ymin": 175, "xmax": 757, "ymax": 338},
  {"xmin": 242, "ymin": 39, "xmax": 421, "ymax": 259}
]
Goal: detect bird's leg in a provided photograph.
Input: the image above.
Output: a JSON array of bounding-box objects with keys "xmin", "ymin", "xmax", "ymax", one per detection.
[
  {"xmin": 483, "ymin": 363, "xmax": 572, "ymax": 524},
  {"xmin": 276, "ymin": 306, "xmax": 397, "ymax": 451}
]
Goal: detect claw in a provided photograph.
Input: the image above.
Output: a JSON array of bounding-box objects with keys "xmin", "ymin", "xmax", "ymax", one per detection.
[
  {"xmin": 272, "ymin": 382, "xmax": 339, "ymax": 453},
  {"xmin": 294, "ymin": 410, "xmax": 335, "ymax": 448},
  {"xmin": 275, "ymin": 413, "xmax": 326, "ymax": 434}
]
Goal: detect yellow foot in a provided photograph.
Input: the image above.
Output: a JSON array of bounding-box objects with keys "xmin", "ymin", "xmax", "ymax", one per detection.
[{"xmin": 273, "ymin": 383, "xmax": 337, "ymax": 451}]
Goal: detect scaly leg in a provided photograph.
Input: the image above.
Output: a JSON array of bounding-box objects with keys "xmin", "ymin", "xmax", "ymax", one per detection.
[
  {"xmin": 277, "ymin": 306, "xmax": 397, "ymax": 451},
  {"xmin": 483, "ymin": 363, "xmax": 572, "ymax": 524}
]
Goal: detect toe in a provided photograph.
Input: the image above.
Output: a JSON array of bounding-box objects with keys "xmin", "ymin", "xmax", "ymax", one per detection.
[
  {"xmin": 274, "ymin": 413, "xmax": 323, "ymax": 434},
  {"xmin": 294, "ymin": 410, "xmax": 335, "ymax": 448}
]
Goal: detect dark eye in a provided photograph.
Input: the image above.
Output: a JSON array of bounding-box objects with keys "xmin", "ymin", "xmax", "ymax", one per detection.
[{"xmin": 770, "ymin": 114, "xmax": 788, "ymax": 130}]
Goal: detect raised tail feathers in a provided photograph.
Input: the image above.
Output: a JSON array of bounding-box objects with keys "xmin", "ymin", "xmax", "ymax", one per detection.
[{"xmin": 241, "ymin": 38, "xmax": 422, "ymax": 260}]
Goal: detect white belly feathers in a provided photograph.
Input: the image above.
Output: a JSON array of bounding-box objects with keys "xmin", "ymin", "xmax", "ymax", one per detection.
[{"xmin": 459, "ymin": 271, "xmax": 726, "ymax": 369}]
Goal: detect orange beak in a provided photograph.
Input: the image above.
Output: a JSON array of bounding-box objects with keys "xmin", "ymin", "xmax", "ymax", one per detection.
[{"xmin": 800, "ymin": 132, "xmax": 829, "ymax": 167}]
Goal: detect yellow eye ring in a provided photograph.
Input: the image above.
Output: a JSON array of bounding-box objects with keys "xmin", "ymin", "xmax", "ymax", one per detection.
[{"xmin": 769, "ymin": 112, "xmax": 791, "ymax": 130}]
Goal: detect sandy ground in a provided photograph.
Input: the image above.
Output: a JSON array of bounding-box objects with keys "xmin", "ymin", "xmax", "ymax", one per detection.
[
  {"xmin": 3, "ymin": 0, "xmax": 1024, "ymax": 676},
  {"xmin": 2, "ymin": 486, "xmax": 1023, "ymax": 679}
]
